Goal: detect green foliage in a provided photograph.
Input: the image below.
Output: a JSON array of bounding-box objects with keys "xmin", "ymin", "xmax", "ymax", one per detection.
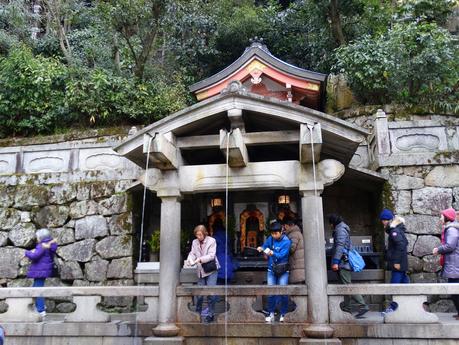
[
  {"xmin": 1, "ymin": 0, "xmax": 459, "ymax": 139},
  {"xmin": 334, "ymin": 21, "xmax": 459, "ymax": 112},
  {"xmin": 397, "ymin": 0, "xmax": 457, "ymax": 24},
  {"xmin": 0, "ymin": 46, "xmax": 67, "ymax": 137},
  {"xmin": 147, "ymin": 230, "xmax": 160, "ymax": 253}
]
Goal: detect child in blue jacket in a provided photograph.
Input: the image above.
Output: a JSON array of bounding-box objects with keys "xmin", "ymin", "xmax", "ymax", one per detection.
[{"xmin": 257, "ymin": 221, "xmax": 291, "ymax": 323}]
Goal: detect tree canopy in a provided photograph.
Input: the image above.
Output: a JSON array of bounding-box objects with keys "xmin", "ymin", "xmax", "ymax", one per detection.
[{"xmin": 0, "ymin": 0, "xmax": 458, "ymax": 137}]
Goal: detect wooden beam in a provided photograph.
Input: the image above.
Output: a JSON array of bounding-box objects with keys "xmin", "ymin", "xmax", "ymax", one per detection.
[
  {"xmin": 220, "ymin": 128, "xmax": 248, "ymax": 167},
  {"xmin": 176, "ymin": 130, "xmax": 300, "ymax": 149}
]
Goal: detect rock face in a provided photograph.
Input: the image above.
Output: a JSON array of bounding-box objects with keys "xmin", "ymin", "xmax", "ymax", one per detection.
[
  {"xmin": 9, "ymin": 223, "xmax": 36, "ymax": 247},
  {"xmin": 14, "ymin": 185, "xmax": 48, "ymax": 210},
  {"xmin": 75, "ymin": 215, "xmax": 108, "ymax": 240},
  {"xmin": 85, "ymin": 259, "xmax": 109, "ymax": 282},
  {"xmin": 49, "ymin": 184, "xmax": 76, "ymax": 205},
  {"xmin": 0, "ymin": 232, "xmax": 8, "ymax": 247},
  {"xmin": 393, "ymin": 191, "xmax": 411, "ymax": 214},
  {"xmin": 107, "ymin": 257, "xmax": 133, "ymax": 279},
  {"xmin": 0, "ymin": 178, "xmax": 134, "ymax": 312},
  {"xmin": 69, "ymin": 200, "xmax": 99, "ymax": 219},
  {"xmin": 57, "ymin": 239, "xmax": 97, "ymax": 262},
  {"xmin": 34, "ymin": 205, "xmax": 70, "ymax": 228},
  {"xmin": 389, "ymin": 175, "xmax": 424, "ymax": 190},
  {"xmin": 108, "ymin": 213, "xmax": 132, "ymax": 235},
  {"xmin": 50, "ymin": 227, "xmax": 75, "ymax": 245},
  {"xmin": 0, "ymin": 185, "xmax": 15, "ymax": 207},
  {"xmin": 0, "ymin": 247, "xmax": 25, "ymax": 278},
  {"xmin": 98, "ymin": 195, "xmax": 127, "ymax": 216},
  {"xmin": 59, "ymin": 261, "xmax": 84, "ymax": 280},
  {"xmin": 412, "ymin": 187, "xmax": 453, "ymax": 215},
  {"xmin": 0, "ymin": 208, "xmax": 21, "ymax": 230},
  {"xmin": 425, "ymin": 166, "xmax": 459, "ymax": 187},
  {"xmin": 404, "ymin": 215, "xmax": 441, "ymax": 235},
  {"xmin": 422, "ymin": 255, "xmax": 441, "ymax": 273},
  {"xmin": 412, "ymin": 235, "xmax": 441, "ymax": 257},
  {"xmin": 96, "ymin": 236, "xmax": 132, "ymax": 259},
  {"xmin": 405, "ymin": 233, "xmax": 417, "ymax": 253}
]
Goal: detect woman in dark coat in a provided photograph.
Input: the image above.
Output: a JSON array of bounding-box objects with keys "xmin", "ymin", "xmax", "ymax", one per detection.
[
  {"xmin": 25, "ymin": 228, "xmax": 58, "ymax": 318},
  {"xmin": 433, "ymin": 208, "xmax": 459, "ymax": 319},
  {"xmin": 213, "ymin": 224, "xmax": 237, "ymax": 284},
  {"xmin": 385, "ymin": 215, "xmax": 409, "ymax": 283}
]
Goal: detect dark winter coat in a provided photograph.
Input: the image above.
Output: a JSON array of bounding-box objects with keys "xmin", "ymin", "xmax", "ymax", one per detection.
[
  {"xmin": 331, "ymin": 222, "xmax": 352, "ymax": 271},
  {"xmin": 25, "ymin": 238, "xmax": 58, "ymax": 279},
  {"xmin": 385, "ymin": 216, "xmax": 409, "ymax": 272},
  {"xmin": 284, "ymin": 225, "xmax": 305, "ymax": 283},
  {"xmin": 438, "ymin": 221, "xmax": 459, "ymax": 279},
  {"xmin": 214, "ymin": 228, "xmax": 237, "ymax": 281}
]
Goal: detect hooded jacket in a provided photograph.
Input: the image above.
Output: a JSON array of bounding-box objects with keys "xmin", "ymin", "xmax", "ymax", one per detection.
[
  {"xmin": 25, "ymin": 237, "xmax": 58, "ymax": 279},
  {"xmin": 385, "ymin": 216, "xmax": 409, "ymax": 272},
  {"xmin": 284, "ymin": 224, "xmax": 305, "ymax": 283},
  {"xmin": 331, "ymin": 221, "xmax": 352, "ymax": 271},
  {"xmin": 438, "ymin": 221, "xmax": 459, "ymax": 279}
]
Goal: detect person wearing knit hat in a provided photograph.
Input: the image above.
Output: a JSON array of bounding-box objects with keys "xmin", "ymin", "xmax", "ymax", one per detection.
[
  {"xmin": 433, "ymin": 208, "xmax": 459, "ymax": 319},
  {"xmin": 379, "ymin": 209, "xmax": 409, "ymax": 316},
  {"xmin": 379, "ymin": 209, "xmax": 394, "ymax": 223}
]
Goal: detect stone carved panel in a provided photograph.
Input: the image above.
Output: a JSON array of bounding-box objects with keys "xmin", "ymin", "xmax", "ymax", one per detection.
[
  {"xmin": 23, "ymin": 151, "xmax": 70, "ymax": 173},
  {"xmin": 0, "ymin": 154, "xmax": 16, "ymax": 174},
  {"xmin": 79, "ymin": 148, "xmax": 123, "ymax": 171},
  {"xmin": 389, "ymin": 127, "xmax": 447, "ymax": 154}
]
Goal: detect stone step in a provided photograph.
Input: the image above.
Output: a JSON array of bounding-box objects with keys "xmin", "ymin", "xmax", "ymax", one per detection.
[{"xmin": 143, "ymin": 336, "xmax": 185, "ymax": 345}]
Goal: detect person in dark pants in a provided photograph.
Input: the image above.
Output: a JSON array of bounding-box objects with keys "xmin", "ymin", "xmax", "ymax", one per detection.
[
  {"xmin": 186, "ymin": 225, "xmax": 220, "ymax": 323},
  {"xmin": 257, "ymin": 221, "xmax": 291, "ymax": 323},
  {"xmin": 329, "ymin": 214, "xmax": 369, "ymax": 318},
  {"xmin": 433, "ymin": 208, "xmax": 459, "ymax": 320},
  {"xmin": 25, "ymin": 228, "xmax": 58, "ymax": 319},
  {"xmin": 379, "ymin": 209, "xmax": 410, "ymax": 314},
  {"xmin": 380, "ymin": 209, "xmax": 410, "ymax": 284}
]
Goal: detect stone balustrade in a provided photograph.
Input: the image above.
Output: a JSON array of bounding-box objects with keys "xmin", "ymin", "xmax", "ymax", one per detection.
[
  {"xmin": 328, "ymin": 283, "xmax": 459, "ymax": 324},
  {"xmin": 1, "ymin": 283, "xmax": 458, "ymax": 325},
  {"xmin": 0, "ymin": 286, "xmax": 158, "ymax": 323}
]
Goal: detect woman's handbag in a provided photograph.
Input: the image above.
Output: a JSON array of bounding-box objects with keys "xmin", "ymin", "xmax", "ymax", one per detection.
[
  {"xmin": 201, "ymin": 259, "xmax": 217, "ymax": 273},
  {"xmin": 272, "ymin": 262, "xmax": 289, "ymax": 276}
]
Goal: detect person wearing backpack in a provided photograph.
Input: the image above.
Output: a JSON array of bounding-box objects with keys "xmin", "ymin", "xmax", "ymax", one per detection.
[
  {"xmin": 432, "ymin": 208, "xmax": 459, "ymax": 320},
  {"xmin": 257, "ymin": 221, "xmax": 291, "ymax": 323},
  {"xmin": 329, "ymin": 214, "xmax": 369, "ymax": 318}
]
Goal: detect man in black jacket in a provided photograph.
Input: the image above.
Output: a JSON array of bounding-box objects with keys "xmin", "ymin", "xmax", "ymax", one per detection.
[{"xmin": 329, "ymin": 214, "xmax": 369, "ymax": 318}]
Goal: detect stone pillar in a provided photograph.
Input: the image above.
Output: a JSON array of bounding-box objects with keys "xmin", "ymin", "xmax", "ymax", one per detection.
[
  {"xmin": 301, "ymin": 190, "xmax": 334, "ymax": 339},
  {"xmin": 153, "ymin": 194, "xmax": 182, "ymax": 337}
]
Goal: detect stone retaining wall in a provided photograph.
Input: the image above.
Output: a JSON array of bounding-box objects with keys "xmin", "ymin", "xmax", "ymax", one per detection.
[{"xmin": 0, "ymin": 128, "xmax": 142, "ymax": 312}]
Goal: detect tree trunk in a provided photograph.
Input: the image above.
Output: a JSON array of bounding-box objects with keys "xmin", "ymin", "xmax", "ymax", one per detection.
[{"xmin": 329, "ymin": 0, "xmax": 346, "ymax": 46}]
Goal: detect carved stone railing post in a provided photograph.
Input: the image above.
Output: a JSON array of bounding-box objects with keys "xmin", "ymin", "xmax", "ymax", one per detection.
[
  {"xmin": 65, "ymin": 296, "xmax": 109, "ymax": 322},
  {"xmin": 0, "ymin": 298, "xmax": 39, "ymax": 322}
]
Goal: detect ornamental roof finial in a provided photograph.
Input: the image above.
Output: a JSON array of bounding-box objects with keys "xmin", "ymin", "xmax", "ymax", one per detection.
[{"xmin": 248, "ymin": 37, "xmax": 269, "ymax": 53}]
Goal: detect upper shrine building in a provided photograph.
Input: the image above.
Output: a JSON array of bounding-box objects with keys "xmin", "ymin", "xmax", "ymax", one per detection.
[{"xmin": 189, "ymin": 40, "xmax": 327, "ymax": 110}]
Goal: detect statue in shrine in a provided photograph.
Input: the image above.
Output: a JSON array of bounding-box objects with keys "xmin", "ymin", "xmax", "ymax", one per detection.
[{"xmin": 240, "ymin": 204, "xmax": 265, "ymax": 255}]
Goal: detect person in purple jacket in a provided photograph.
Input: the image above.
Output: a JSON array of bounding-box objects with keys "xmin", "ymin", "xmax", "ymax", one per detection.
[{"xmin": 25, "ymin": 228, "xmax": 58, "ymax": 318}]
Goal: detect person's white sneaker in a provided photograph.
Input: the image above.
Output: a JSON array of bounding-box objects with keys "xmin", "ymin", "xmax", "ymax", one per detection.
[
  {"xmin": 279, "ymin": 315, "xmax": 285, "ymax": 322},
  {"xmin": 265, "ymin": 313, "xmax": 274, "ymax": 323}
]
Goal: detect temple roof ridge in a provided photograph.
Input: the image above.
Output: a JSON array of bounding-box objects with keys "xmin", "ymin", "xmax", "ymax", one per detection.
[{"xmin": 189, "ymin": 42, "xmax": 327, "ymax": 97}]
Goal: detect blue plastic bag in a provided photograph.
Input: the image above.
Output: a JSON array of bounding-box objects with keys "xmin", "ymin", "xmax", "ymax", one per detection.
[{"xmin": 347, "ymin": 248, "xmax": 365, "ymax": 272}]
